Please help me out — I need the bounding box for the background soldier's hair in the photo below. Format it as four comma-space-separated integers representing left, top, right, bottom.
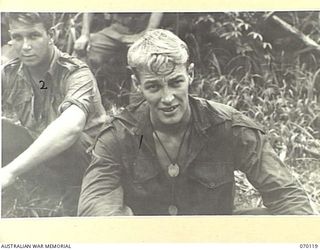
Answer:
127, 29, 190, 77
5, 12, 54, 33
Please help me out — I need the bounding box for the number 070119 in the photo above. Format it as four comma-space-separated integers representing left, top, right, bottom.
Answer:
300, 244, 318, 248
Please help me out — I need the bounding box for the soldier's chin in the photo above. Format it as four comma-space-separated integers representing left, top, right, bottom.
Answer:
21, 57, 40, 67
159, 115, 183, 126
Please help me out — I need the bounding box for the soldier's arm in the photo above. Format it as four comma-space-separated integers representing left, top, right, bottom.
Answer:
74, 13, 93, 51
233, 125, 315, 215
78, 126, 132, 216
0, 105, 86, 188
1, 63, 16, 118
120, 12, 163, 46
146, 12, 164, 30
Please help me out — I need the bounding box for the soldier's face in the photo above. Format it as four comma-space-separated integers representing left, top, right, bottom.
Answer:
137, 64, 193, 127
9, 20, 52, 68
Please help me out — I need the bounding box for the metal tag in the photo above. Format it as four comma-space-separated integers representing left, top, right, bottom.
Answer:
168, 163, 180, 177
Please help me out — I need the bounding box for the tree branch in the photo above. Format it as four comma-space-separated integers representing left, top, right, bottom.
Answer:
271, 14, 320, 52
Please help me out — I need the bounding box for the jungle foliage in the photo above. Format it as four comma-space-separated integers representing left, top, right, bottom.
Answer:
2, 12, 320, 217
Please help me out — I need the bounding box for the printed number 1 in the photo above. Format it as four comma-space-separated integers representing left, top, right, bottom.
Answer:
39, 80, 48, 90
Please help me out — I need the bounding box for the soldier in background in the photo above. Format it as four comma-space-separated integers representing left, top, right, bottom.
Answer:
74, 13, 163, 108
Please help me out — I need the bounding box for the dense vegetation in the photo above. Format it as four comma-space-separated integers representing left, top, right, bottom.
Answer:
2, 12, 320, 216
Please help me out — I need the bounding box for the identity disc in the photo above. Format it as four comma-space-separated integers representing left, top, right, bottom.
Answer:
168, 163, 179, 177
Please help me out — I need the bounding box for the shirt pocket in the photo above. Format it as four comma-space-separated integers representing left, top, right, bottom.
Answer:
122, 155, 161, 197
122, 153, 159, 181
8, 90, 32, 106
10, 94, 33, 122
187, 161, 234, 189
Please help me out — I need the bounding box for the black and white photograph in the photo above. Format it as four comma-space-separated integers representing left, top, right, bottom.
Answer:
1, 11, 320, 218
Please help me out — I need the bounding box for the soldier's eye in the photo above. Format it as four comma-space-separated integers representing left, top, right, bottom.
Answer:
173, 80, 183, 86
11, 34, 22, 41
146, 84, 160, 92
170, 78, 184, 87
30, 32, 41, 39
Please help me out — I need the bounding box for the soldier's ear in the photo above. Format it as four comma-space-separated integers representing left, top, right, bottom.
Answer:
131, 74, 141, 92
48, 27, 58, 44
187, 63, 194, 84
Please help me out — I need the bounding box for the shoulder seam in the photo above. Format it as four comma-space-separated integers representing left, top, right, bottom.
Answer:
2, 58, 20, 70
56, 54, 88, 73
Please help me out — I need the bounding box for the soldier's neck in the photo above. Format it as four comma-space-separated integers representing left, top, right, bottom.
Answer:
151, 106, 192, 136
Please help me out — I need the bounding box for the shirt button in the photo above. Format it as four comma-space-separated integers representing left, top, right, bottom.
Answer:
209, 182, 216, 188
168, 205, 178, 215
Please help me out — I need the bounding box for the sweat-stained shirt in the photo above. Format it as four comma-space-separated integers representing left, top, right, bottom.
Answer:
2, 46, 106, 140
78, 96, 314, 216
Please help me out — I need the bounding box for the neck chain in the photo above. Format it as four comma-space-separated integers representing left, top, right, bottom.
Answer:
152, 122, 190, 177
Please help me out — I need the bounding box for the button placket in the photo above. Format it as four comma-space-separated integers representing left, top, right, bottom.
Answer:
168, 178, 178, 215
168, 205, 178, 215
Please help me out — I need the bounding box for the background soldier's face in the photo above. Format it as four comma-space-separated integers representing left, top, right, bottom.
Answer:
138, 64, 192, 127
9, 20, 52, 68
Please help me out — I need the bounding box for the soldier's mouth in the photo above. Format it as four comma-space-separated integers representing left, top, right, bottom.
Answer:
159, 104, 179, 113
22, 55, 36, 59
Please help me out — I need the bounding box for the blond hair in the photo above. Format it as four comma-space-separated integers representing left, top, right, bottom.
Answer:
127, 29, 189, 76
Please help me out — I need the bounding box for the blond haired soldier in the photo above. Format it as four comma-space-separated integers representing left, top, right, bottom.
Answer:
78, 29, 314, 216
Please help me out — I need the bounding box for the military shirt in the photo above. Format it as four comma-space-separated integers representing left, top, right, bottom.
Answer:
2, 46, 106, 139
78, 96, 314, 216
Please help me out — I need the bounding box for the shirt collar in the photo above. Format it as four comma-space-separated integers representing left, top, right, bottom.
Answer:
47, 46, 60, 76
189, 95, 227, 133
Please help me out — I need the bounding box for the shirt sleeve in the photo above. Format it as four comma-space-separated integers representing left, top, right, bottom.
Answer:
77, 126, 133, 216
1, 66, 15, 118
58, 67, 96, 120
1, 68, 8, 112
233, 126, 314, 215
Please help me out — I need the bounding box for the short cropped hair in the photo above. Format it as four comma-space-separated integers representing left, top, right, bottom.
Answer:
127, 29, 189, 77
6, 12, 54, 33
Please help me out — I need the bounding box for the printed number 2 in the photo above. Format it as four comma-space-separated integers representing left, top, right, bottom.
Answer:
39, 80, 48, 90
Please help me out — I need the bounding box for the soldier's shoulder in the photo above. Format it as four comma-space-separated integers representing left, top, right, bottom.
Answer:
231, 110, 265, 133
56, 51, 89, 72
192, 96, 236, 120
206, 99, 237, 118
2, 57, 20, 73
194, 97, 265, 133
